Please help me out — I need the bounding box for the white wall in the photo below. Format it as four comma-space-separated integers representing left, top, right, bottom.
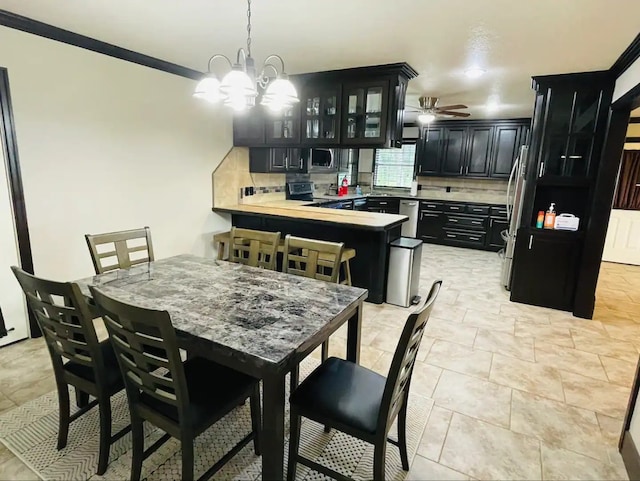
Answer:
614, 57, 640, 102
0, 26, 232, 281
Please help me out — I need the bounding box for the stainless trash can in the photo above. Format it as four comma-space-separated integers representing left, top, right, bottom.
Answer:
386, 237, 423, 307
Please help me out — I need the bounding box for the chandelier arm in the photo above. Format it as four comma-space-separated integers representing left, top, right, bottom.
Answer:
207, 54, 233, 73
236, 48, 248, 66
263, 54, 287, 74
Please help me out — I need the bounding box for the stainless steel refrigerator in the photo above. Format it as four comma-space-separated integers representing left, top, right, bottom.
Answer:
501, 145, 529, 290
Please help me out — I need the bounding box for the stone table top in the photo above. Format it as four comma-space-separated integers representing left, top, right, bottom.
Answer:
76, 254, 367, 370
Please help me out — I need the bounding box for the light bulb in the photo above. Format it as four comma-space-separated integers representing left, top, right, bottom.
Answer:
261, 77, 299, 112
464, 67, 486, 79
219, 68, 258, 110
193, 75, 221, 103
418, 112, 436, 124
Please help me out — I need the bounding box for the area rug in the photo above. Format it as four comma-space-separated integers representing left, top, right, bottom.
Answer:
0, 358, 431, 480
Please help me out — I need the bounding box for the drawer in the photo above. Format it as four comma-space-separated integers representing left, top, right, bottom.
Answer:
444, 203, 465, 213
445, 215, 486, 230
467, 205, 490, 215
490, 206, 508, 218
442, 229, 486, 246
420, 201, 443, 212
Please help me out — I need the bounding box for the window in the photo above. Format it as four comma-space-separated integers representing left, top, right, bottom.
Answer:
338, 149, 359, 186
373, 143, 416, 188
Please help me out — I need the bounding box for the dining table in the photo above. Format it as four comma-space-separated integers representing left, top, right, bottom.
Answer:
75, 253, 368, 480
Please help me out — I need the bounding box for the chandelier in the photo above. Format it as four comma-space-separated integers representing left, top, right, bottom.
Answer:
193, 0, 299, 112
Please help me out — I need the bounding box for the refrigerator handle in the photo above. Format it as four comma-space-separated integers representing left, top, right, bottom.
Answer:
506, 154, 519, 222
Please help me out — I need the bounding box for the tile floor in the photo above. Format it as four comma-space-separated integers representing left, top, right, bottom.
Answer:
1, 244, 639, 480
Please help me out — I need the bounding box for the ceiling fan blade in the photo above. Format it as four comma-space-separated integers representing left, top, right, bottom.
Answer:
435, 104, 468, 111
438, 111, 471, 117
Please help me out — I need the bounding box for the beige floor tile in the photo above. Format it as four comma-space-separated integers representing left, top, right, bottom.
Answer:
416, 336, 436, 362
439, 412, 541, 480
434, 289, 461, 306
489, 353, 564, 401
430, 303, 467, 323
0, 455, 39, 480
500, 302, 551, 324
4, 375, 57, 406
0, 392, 16, 415
540, 443, 628, 481
597, 413, 624, 447
410, 361, 443, 399
593, 306, 634, 322
474, 329, 535, 362
372, 305, 415, 327
454, 296, 502, 315
424, 318, 478, 347
600, 355, 637, 387
602, 319, 640, 342
407, 455, 469, 481
514, 322, 574, 348
551, 316, 607, 337
462, 309, 515, 334
418, 405, 453, 461
370, 324, 404, 353
425, 340, 492, 379
432, 369, 512, 428
534, 342, 608, 381
571, 330, 640, 363
371, 351, 394, 376
510, 390, 608, 462
561, 370, 631, 418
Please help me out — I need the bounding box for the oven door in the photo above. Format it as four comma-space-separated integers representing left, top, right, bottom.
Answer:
308, 148, 336, 171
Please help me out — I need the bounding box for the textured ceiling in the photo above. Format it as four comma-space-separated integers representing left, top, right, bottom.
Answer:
1, 0, 638, 120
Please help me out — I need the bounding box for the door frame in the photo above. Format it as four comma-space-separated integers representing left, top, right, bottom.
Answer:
0, 67, 39, 337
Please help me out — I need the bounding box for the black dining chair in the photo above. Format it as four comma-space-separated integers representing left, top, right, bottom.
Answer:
90, 286, 262, 481
287, 280, 442, 481
11, 267, 129, 476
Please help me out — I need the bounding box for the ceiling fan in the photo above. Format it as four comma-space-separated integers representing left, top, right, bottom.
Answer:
408, 96, 470, 123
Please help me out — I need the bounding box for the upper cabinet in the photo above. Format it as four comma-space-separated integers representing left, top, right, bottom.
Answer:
416, 119, 530, 179
233, 63, 418, 149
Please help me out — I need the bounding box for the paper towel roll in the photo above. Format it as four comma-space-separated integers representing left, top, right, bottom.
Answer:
410, 180, 418, 196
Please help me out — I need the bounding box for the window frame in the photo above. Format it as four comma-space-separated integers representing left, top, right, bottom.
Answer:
372, 141, 417, 189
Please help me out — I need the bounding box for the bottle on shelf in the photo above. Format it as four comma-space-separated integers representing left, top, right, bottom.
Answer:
543, 203, 556, 229
536, 211, 545, 229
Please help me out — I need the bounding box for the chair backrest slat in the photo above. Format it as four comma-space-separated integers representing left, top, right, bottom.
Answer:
90, 287, 190, 416
85, 227, 154, 274
282, 235, 344, 283
11, 267, 104, 377
228, 227, 280, 270
378, 280, 442, 431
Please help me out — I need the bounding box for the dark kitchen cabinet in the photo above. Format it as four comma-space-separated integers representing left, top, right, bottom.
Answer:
490, 125, 522, 178
510, 228, 582, 311
416, 128, 443, 175
488, 217, 509, 248
441, 127, 467, 176
466, 126, 494, 177
300, 83, 341, 145
418, 211, 444, 241
234, 63, 418, 149
366, 197, 400, 214
249, 148, 306, 173
416, 119, 530, 179
342, 80, 390, 145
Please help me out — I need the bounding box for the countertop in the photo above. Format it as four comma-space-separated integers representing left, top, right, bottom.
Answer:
76, 255, 367, 366
313, 192, 506, 204
213, 201, 408, 231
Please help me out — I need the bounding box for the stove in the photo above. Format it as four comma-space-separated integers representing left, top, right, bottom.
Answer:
287, 182, 314, 201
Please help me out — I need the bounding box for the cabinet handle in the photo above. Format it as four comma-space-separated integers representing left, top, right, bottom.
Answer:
447, 234, 456, 238
299, 157, 303, 169
459, 166, 463, 174
538, 162, 545, 177
450, 219, 458, 222
528, 235, 533, 250
469, 237, 479, 241
420, 211, 423, 220
379, 202, 388, 205
465, 166, 469, 175
471, 221, 481, 225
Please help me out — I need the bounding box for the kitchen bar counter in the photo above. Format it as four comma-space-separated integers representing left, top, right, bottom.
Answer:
313, 191, 506, 204
213, 201, 407, 304
214, 201, 408, 231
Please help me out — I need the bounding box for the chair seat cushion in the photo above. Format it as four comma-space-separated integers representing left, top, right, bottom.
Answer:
290, 357, 386, 435
140, 357, 257, 430
63, 339, 122, 392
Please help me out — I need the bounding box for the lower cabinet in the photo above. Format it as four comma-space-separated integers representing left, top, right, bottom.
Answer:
417, 200, 507, 251
366, 197, 400, 214
510, 228, 582, 311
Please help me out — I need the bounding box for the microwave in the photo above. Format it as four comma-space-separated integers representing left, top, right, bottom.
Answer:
308, 148, 336, 171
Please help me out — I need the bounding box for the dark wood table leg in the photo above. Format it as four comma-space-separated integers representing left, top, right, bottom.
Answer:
262, 371, 286, 480
346, 302, 362, 364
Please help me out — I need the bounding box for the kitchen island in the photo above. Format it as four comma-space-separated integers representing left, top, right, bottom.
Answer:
213, 201, 408, 303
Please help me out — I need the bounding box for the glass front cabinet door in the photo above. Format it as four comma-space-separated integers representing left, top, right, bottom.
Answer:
264, 105, 300, 145
341, 80, 390, 145
300, 84, 341, 145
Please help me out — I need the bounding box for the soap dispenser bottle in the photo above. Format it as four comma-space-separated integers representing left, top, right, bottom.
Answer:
543, 203, 556, 229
